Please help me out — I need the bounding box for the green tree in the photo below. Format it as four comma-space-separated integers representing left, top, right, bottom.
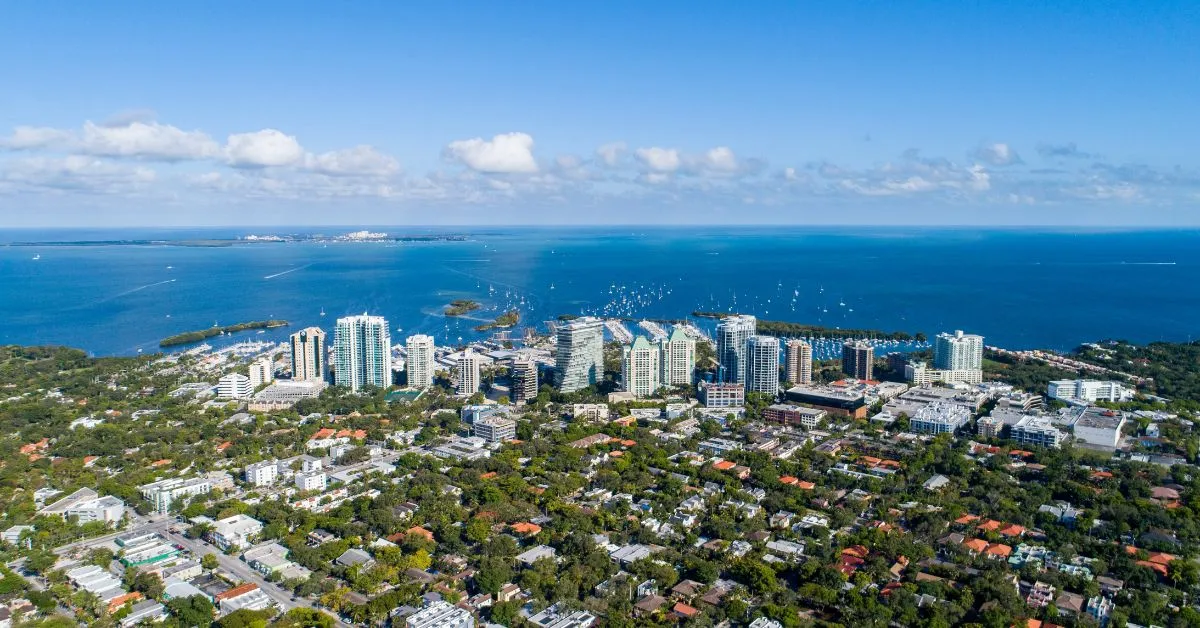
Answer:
165, 595, 215, 627
200, 553, 219, 571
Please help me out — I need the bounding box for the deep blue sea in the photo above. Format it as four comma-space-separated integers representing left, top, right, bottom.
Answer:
1, 226, 1197, 356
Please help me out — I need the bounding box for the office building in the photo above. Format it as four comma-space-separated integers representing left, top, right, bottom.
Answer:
745, 335, 781, 394
841, 341, 874, 381
37, 488, 126, 525
456, 350, 482, 395
511, 360, 538, 403
1071, 407, 1128, 449
217, 373, 252, 400
406, 600, 475, 628
555, 317, 604, 393
209, 514, 262, 551
333, 314, 392, 391
248, 357, 274, 389
406, 334, 436, 389
659, 327, 696, 386
139, 477, 212, 514
934, 330, 984, 371
763, 404, 826, 430
474, 415, 517, 443
622, 336, 661, 398
289, 327, 326, 382
785, 339, 813, 385
1048, 380, 1134, 404
698, 382, 745, 408
716, 315, 756, 384
786, 384, 868, 418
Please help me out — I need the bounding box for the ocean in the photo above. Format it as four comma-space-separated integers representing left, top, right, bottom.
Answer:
1, 226, 1197, 357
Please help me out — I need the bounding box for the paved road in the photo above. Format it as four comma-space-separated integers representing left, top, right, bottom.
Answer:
53, 516, 172, 556
161, 530, 346, 627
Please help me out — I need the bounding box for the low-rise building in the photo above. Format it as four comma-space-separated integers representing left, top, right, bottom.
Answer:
37, 488, 126, 525
1010, 416, 1066, 448
244, 460, 278, 487
295, 471, 327, 492
217, 373, 253, 400
209, 514, 262, 551
1070, 407, 1128, 449
406, 599, 475, 628
698, 382, 745, 409
572, 404, 610, 422
474, 415, 517, 443
139, 476, 212, 514
1048, 379, 1133, 404
763, 404, 826, 429
909, 402, 971, 434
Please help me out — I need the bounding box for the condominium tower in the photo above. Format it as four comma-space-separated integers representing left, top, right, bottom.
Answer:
333, 314, 392, 391
745, 335, 781, 395
659, 327, 696, 386
622, 336, 661, 398
289, 327, 326, 381
934, 330, 984, 371
511, 360, 539, 404
405, 334, 436, 389
555, 317, 604, 393
842, 340, 874, 381
715, 315, 756, 384
785, 339, 813, 385
456, 350, 481, 396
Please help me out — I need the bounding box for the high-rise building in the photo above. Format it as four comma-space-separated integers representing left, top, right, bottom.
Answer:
511, 360, 539, 404
842, 340, 874, 380
333, 314, 392, 392
658, 327, 696, 387
934, 330, 984, 371
289, 327, 326, 381
248, 357, 274, 389
405, 334, 435, 389
456, 350, 481, 395
218, 373, 253, 399
716, 315, 756, 384
622, 336, 661, 398
745, 335, 781, 395
555, 317, 604, 393
785, 339, 813, 385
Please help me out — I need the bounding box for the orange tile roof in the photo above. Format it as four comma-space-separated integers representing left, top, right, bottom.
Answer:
150, 459, 171, 467
977, 519, 1002, 532
1147, 552, 1177, 565
998, 524, 1026, 537
215, 583, 259, 601
963, 538, 989, 553
311, 428, 336, 439
1091, 470, 1113, 480
1138, 560, 1169, 576
954, 514, 980, 525
861, 456, 883, 466
620, 439, 637, 447
673, 602, 700, 618
407, 526, 435, 542
712, 460, 736, 471
779, 476, 799, 485
479, 472, 498, 480
842, 545, 869, 559
83, 455, 98, 466
797, 481, 816, 490
878, 459, 902, 468
216, 441, 232, 451
984, 543, 1012, 558
609, 451, 624, 458
511, 522, 542, 535
106, 591, 143, 612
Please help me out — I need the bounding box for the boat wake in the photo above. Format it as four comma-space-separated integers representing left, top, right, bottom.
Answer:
263, 264, 311, 279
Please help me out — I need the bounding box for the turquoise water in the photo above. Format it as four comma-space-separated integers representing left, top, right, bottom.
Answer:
1, 227, 1198, 356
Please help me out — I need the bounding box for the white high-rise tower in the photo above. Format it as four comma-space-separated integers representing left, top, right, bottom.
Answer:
333, 314, 392, 391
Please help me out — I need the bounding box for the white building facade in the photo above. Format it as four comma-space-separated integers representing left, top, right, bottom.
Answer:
405, 334, 435, 389
333, 314, 392, 391
555, 317, 604, 393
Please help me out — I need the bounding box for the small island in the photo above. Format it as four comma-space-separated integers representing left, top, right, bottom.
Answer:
160, 320, 289, 347
443, 299, 482, 317
475, 310, 520, 331
691, 311, 922, 341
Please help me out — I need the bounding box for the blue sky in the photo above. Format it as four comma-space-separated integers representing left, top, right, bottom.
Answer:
1, 1, 1198, 226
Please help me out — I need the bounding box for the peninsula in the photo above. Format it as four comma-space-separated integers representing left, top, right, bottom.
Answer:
159, 320, 289, 347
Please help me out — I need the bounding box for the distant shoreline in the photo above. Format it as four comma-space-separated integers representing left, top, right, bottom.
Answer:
4, 234, 470, 247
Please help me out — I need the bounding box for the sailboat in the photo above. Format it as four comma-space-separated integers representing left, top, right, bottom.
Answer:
320, 307, 326, 317
32, 254, 40, 261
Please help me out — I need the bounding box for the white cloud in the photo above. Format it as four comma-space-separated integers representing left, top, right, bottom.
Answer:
635, 147, 681, 172
2, 155, 156, 194
305, 145, 400, 177
973, 142, 1022, 166
694, 146, 739, 173
444, 132, 538, 173
79, 121, 219, 161
224, 129, 305, 168
3, 126, 74, 150
596, 142, 626, 166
